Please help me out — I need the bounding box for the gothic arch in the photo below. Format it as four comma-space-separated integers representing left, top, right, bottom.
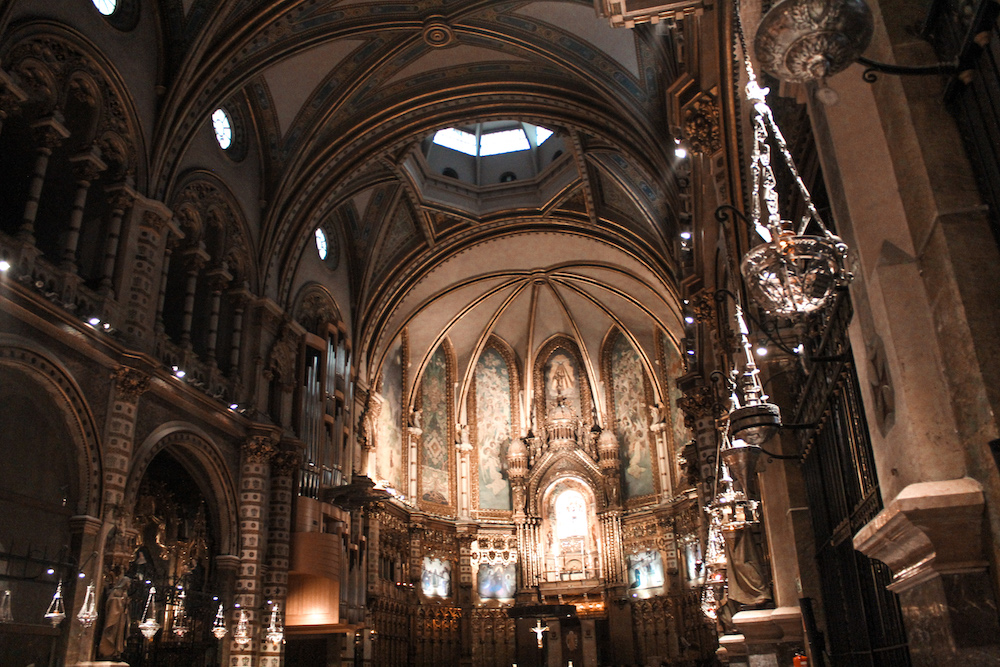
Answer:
526, 450, 606, 515
292, 282, 343, 335
415, 337, 456, 512
0, 20, 147, 184
0, 336, 102, 517
126, 423, 239, 557
533, 335, 594, 431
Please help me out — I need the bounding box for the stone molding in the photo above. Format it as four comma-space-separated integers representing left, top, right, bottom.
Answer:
853, 478, 987, 592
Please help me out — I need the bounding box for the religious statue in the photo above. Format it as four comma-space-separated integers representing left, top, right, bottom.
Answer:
98, 575, 131, 658
408, 408, 423, 431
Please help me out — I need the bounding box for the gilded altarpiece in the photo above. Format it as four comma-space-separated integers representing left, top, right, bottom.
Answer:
418, 343, 454, 512
607, 332, 657, 502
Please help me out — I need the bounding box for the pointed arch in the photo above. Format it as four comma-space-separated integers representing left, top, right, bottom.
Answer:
470, 335, 520, 515
416, 337, 456, 513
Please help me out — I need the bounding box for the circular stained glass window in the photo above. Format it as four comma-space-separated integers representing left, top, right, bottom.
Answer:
212, 109, 232, 150
93, 0, 117, 15
315, 228, 328, 260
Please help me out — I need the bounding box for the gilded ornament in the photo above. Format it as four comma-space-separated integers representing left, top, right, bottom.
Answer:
682, 93, 722, 155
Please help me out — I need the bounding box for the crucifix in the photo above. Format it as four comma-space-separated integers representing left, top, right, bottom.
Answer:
530, 618, 549, 649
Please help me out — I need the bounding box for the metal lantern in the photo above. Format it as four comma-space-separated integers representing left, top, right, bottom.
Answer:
138, 586, 161, 639
211, 603, 228, 639
76, 583, 98, 628
755, 0, 874, 83
265, 603, 284, 644
44, 581, 66, 627
233, 608, 252, 647
741, 233, 851, 316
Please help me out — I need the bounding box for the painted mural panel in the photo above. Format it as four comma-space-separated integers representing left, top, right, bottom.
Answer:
628, 550, 665, 592
421, 557, 452, 598
421, 346, 450, 505
477, 563, 517, 600
543, 349, 581, 417
376, 339, 404, 493
663, 332, 688, 483
475, 347, 512, 510
611, 334, 655, 498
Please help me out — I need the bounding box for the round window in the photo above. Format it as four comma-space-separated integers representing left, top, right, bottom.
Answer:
315, 228, 328, 260
212, 108, 233, 150
93, 0, 117, 15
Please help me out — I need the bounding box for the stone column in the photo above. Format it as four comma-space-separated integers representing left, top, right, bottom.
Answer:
230, 435, 277, 667
61, 146, 107, 273
179, 244, 210, 350
0, 68, 28, 137
456, 425, 473, 519
120, 201, 180, 349
67, 514, 102, 665
204, 263, 233, 368
228, 282, 252, 376
98, 184, 136, 296
18, 114, 70, 245
103, 367, 150, 511
260, 447, 299, 667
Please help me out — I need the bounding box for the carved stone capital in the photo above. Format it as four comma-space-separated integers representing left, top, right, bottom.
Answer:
676, 384, 715, 429
30, 114, 70, 150
111, 367, 150, 402
106, 183, 137, 213
242, 436, 278, 464
854, 478, 987, 592
271, 449, 302, 476
69, 146, 107, 183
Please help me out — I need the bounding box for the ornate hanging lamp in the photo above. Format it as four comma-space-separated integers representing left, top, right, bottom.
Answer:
265, 603, 284, 644
44, 580, 66, 627
754, 0, 874, 84
726, 306, 782, 451
735, 8, 853, 316
171, 588, 189, 637
76, 583, 98, 628
138, 586, 161, 639
0, 590, 12, 623
233, 608, 252, 647
211, 603, 228, 639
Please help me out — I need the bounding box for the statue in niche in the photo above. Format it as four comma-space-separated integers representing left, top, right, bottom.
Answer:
409, 409, 422, 430
550, 356, 575, 396
97, 575, 131, 658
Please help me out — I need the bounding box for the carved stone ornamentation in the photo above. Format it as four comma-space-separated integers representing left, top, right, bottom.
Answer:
682, 93, 722, 156
676, 385, 715, 429
266, 323, 299, 387
754, 0, 874, 83
690, 290, 717, 326
271, 449, 301, 476
242, 436, 278, 464
111, 367, 150, 403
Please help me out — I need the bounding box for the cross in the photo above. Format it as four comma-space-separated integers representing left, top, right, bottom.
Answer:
530, 618, 549, 649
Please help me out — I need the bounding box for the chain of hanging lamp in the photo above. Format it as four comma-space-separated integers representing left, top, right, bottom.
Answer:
734, 0, 853, 317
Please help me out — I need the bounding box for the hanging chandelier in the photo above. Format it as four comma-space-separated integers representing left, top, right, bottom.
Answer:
211, 603, 228, 639
171, 588, 189, 637
265, 603, 284, 644
44, 580, 66, 627
233, 608, 252, 647
726, 306, 782, 450
0, 590, 12, 623
736, 9, 852, 317
138, 586, 161, 639
76, 583, 98, 628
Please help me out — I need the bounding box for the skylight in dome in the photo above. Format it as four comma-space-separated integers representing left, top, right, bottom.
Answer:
480, 129, 530, 156
433, 128, 477, 156
536, 127, 554, 144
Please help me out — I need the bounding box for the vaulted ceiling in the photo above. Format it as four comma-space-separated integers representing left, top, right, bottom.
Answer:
150, 0, 689, 393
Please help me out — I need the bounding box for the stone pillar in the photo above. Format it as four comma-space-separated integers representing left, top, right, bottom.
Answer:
61, 146, 107, 273
0, 68, 28, 137
120, 201, 179, 349
103, 367, 150, 511
204, 263, 233, 367
98, 184, 136, 297
215, 554, 241, 667
179, 244, 210, 350
19, 114, 70, 245
260, 447, 299, 667
228, 282, 252, 376
67, 514, 103, 665
231, 435, 278, 667
456, 425, 473, 519
407, 420, 422, 501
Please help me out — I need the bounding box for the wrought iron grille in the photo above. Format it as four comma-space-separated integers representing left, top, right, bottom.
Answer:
926, 0, 1000, 248
793, 295, 910, 667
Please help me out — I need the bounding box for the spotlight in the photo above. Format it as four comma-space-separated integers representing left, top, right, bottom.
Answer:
0, 260, 10, 272
686, 349, 696, 356
794, 343, 804, 355
674, 146, 688, 159
78, 572, 86, 579
46, 568, 55, 575
229, 403, 239, 410
684, 315, 695, 325
680, 231, 692, 240
755, 342, 769, 357
171, 366, 186, 379
88, 317, 101, 326
102, 322, 111, 331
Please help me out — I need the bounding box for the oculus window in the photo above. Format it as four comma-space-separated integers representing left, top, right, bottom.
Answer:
92, 0, 117, 15
212, 109, 233, 150
432, 123, 553, 157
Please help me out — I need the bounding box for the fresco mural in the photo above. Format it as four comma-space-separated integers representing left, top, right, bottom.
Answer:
477, 562, 517, 600
628, 550, 665, 591
611, 334, 655, 499
421, 557, 452, 598
421, 346, 450, 505
376, 339, 404, 493
543, 349, 582, 417
475, 347, 513, 510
